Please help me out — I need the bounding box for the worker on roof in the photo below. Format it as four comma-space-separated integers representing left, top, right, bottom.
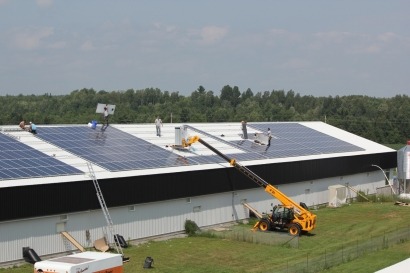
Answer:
19, 120, 26, 130
241, 120, 248, 139
103, 104, 109, 126
29, 122, 37, 134
267, 128, 272, 147
155, 116, 163, 137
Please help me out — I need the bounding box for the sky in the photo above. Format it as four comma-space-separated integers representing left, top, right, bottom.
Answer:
0, 0, 409, 98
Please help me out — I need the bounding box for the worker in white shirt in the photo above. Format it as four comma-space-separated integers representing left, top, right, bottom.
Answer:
103, 105, 109, 126
155, 116, 163, 136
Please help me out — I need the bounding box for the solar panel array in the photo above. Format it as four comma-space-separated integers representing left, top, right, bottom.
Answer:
185, 124, 271, 161
34, 123, 364, 173
0, 133, 82, 180
239, 123, 364, 158
36, 126, 209, 172
186, 123, 364, 161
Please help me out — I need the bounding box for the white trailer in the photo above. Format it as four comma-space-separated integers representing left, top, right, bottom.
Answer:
375, 258, 410, 273
33, 251, 123, 273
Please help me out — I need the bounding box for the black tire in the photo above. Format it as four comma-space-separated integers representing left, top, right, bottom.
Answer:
258, 219, 270, 232
288, 223, 301, 236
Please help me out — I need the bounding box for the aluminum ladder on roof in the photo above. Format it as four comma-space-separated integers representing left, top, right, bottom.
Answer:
87, 162, 123, 257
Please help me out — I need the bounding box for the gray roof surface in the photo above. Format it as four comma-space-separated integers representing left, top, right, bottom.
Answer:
0, 121, 394, 187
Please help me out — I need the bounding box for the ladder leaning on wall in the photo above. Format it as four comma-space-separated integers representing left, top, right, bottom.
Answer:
87, 162, 124, 257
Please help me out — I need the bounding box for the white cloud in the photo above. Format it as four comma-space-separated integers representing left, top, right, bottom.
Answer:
48, 41, 66, 49
11, 27, 54, 50
377, 32, 398, 43
200, 26, 228, 45
265, 28, 301, 46
36, 0, 53, 8
311, 31, 389, 55
269, 28, 287, 36
153, 22, 177, 33
314, 31, 353, 44
363, 44, 382, 54
80, 40, 95, 51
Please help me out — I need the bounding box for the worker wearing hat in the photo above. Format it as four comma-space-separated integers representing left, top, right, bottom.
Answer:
29, 121, 37, 134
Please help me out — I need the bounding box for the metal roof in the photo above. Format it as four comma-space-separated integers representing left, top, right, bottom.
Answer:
0, 121, 394, 188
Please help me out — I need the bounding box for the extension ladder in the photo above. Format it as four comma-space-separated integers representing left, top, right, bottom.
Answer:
87, 162, 123, 256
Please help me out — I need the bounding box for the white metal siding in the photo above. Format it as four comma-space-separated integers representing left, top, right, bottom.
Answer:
0, 171, 384, 264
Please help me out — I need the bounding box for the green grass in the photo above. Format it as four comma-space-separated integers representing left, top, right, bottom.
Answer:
316, 241, 410, 273
2, 202, 410, 273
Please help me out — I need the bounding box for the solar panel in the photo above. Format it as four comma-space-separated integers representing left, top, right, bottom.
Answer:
36, 126, 206, 172
35, 123, 364, 173
241, 123, 364, 158
185, 123, 363, 162
0, 133, 83, 180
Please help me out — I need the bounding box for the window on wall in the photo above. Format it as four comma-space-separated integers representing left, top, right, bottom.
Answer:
56, 222, 66, 233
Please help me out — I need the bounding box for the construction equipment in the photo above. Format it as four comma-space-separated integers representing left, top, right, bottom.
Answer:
183, 135, 317, 236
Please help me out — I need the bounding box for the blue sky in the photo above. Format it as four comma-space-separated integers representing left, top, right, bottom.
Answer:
0, 0, 409, 97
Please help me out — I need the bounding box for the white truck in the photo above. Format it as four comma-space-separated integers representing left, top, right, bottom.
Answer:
34, 251, 123, 273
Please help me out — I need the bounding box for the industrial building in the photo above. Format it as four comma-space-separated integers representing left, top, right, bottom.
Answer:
0, 121, 396, 265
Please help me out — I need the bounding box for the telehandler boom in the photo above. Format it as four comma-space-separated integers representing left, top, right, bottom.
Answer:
183, 135, 317, 236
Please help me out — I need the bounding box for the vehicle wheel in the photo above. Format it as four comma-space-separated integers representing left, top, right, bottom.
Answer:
258, 219, 270, 231
288, 223, 301, 236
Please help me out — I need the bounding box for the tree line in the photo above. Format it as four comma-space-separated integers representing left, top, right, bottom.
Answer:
0, 86, 409, 145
